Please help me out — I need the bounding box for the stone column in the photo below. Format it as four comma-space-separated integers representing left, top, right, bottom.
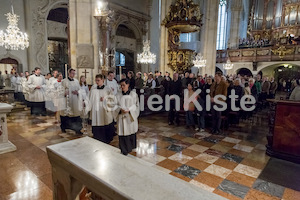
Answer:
0, 103, 15, 154
227, 0, 243, 49
159, 0, 173, 75
200, 0, 220, 76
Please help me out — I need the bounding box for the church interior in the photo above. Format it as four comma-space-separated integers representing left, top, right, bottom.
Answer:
0, 0, 300, 199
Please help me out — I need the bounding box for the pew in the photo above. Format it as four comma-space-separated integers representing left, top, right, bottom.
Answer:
267, 99, 300, 163
47, 137, 226, 200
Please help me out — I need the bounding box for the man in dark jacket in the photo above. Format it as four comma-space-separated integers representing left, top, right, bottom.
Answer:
210, 72, 228, 134
168, 73, 182, 126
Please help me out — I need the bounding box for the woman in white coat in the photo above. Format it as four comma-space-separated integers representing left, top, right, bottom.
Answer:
115, 79, 140, 155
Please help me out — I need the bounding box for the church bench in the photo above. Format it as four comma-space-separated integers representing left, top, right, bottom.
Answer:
47, 137, 226, 200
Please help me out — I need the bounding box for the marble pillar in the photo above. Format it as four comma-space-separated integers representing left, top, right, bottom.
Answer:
200, 0, 220, 76
0, 103, 15, 154
228, 0, 243, 49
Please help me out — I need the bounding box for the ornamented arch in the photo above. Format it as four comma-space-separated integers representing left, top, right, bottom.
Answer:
257, 61, 300, 73
112, 13, 148, 72
30, 0, 68, 73
0, 53, 22, 65
113, 18, 143, 42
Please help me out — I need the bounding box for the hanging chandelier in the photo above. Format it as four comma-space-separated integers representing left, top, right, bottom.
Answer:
193, 53, 206, 68
223, 58, 234, 70
137, 40, 156, 64
0, 2, 29, 51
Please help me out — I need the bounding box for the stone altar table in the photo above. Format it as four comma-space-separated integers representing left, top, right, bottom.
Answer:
47, 137, 226, 200
0, 103, 16, 154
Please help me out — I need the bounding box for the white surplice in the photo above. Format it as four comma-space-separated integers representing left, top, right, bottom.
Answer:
22, 78, 29, 101
61, 78, 82, 117
15, 76, 23, 93
50, 80, 66, 112
115, 91, 140, 136
27, 74, 46, 102
4, 74, 11, 87
85, 86, 114, 126
11, 76, 17, 92
105, 79, 119, 95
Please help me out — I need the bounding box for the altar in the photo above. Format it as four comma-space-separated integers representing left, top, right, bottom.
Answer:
0, 88, 15, 104
47, 137, 225, 200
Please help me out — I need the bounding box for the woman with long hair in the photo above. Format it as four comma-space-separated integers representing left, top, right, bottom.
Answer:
79, 75, 89, 98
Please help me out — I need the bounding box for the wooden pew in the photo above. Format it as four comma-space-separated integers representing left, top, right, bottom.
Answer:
47, 137, 226, 200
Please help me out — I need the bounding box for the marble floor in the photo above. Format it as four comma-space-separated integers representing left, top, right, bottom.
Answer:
1, 108, 300, 200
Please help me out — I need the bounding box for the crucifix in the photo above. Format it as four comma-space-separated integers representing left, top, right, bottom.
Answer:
82, 69, 89, 78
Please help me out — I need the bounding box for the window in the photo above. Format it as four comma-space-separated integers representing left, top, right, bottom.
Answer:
180, 33, 192, 43
216, 0, 227, 50
115, 52, 125, 66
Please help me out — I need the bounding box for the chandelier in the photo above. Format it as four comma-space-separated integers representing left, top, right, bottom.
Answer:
137, 40, 156, 64
223, 58, 234, 70
0, 4, 29, 51
193, 53, 206, 68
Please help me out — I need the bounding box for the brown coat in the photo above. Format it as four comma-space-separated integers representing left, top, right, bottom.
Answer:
261, 81, 271, 94
210, 80, 228, 102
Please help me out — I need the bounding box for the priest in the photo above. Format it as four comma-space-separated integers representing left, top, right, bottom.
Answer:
27, 67, 47, 115
85, 74, 115, 144
115, 79, 140, 155
60, 68, 83, 135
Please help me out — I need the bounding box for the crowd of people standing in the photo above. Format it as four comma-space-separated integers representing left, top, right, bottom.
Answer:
6, 66, 300, 154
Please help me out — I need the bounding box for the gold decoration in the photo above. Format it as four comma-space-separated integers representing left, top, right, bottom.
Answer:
243, 50, 255, 57
170, 29, 181, 46
162, 0, 202, 33
257, 49, 270, 56
271, 46, 295, 59
229, 51, 240, 57
167, 49, 194, 72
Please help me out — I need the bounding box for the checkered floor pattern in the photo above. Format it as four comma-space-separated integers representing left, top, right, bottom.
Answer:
6, 109, 300, 200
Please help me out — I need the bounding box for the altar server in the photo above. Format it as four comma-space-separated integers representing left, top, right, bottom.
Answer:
105, 71, 119, 95
27, 67, 46, 115
4, 70, 11, 88
49, 70, 58, 86
11, 73, 17, 99
60, 68, 83, 135
115, 79, 140, 155
16, 73, 25, 102
86, 74, 114, 143
52, 73, 65, 121
22, 74, 30, 105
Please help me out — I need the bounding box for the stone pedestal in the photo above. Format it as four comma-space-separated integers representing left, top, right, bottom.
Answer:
0, 103, 15, 154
